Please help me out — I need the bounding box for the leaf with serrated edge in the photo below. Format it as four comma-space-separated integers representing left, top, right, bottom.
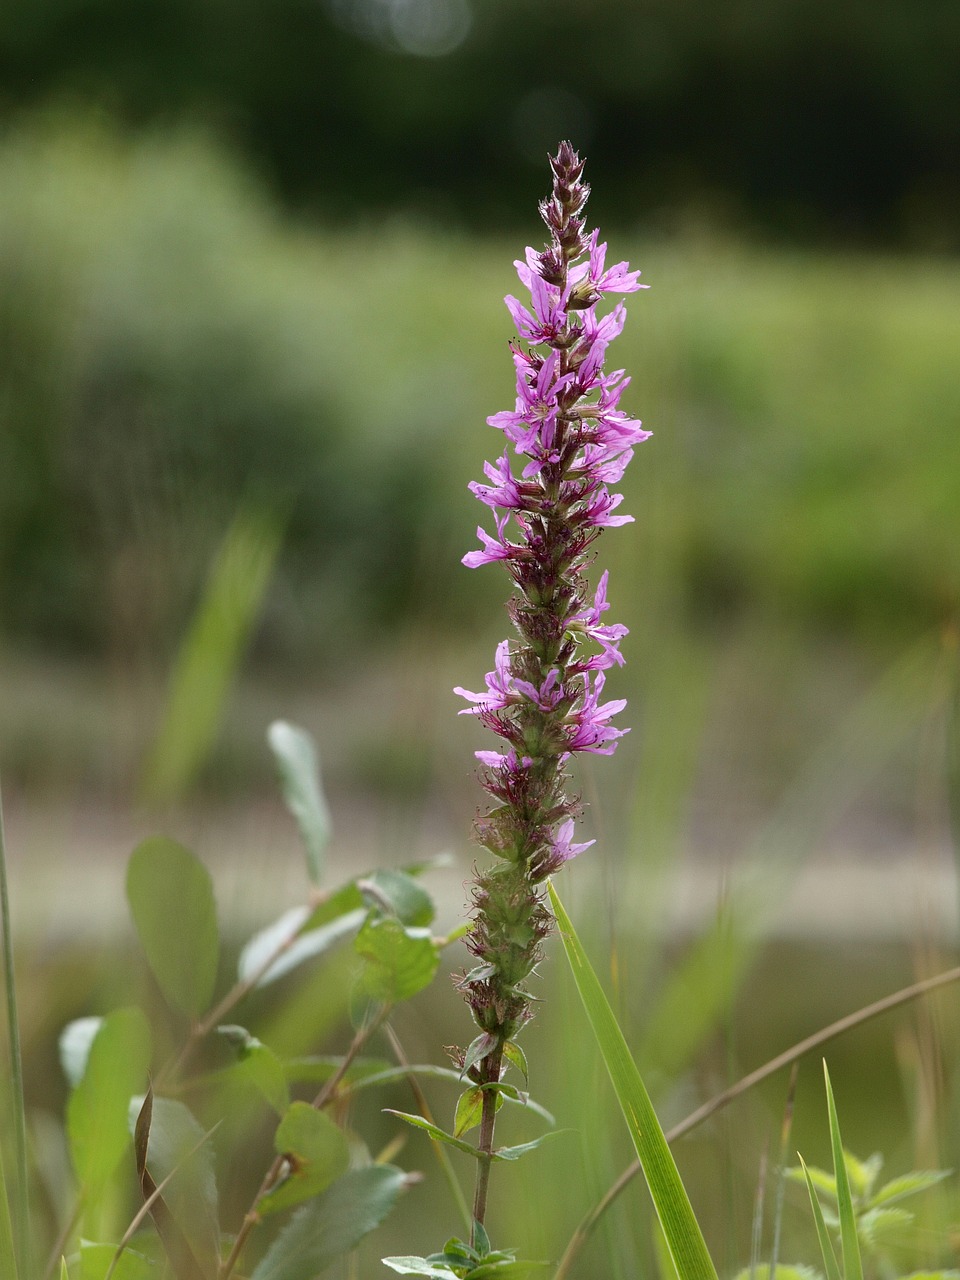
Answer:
870, 1170, 951, 1208
268, 721, 331, 886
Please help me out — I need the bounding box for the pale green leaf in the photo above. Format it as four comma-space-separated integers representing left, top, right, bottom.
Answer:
384, 1111, 482, 1158
870, 1169, 951, 1208
268, 721, 331, 886
238, 900, 365, 987
382, 1260, 459, 1278
250, 1165, 407, 1280
126, 838, 219, 1017
502, 1042, 528, 1086
856, 1206, 913, 1244
68, 1008, 151, 1194
799, 1157, 842, 1280
355, 917, 440, 1003
824, 1063, 863, 1280
78, 1240, 156, 1279
453, 1088, 485, 1138
843, 1150, 882, 1201
259, 1102, 350, 1215
59, 1017, 104, 1088
360, 869, 435, 927
141, 506, 283, 806
548, 882, 719, 1280
217, 1025, 290, 1115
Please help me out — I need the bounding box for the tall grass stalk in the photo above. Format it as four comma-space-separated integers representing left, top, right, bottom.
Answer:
0, 781, 27, 1278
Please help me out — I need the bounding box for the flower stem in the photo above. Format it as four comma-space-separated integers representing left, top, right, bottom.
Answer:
470, 1041, 504, 1243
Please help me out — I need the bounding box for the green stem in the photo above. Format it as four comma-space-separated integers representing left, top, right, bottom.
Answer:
219, 1003, 388, 1280
470, 1042, 504, 1243
0, 781, 28, 1279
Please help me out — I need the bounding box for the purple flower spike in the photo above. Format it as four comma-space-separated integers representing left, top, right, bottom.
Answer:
453, 142, 650, 1082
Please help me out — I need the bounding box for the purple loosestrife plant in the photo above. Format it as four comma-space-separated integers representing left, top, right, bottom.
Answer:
454, 141, 649, 1233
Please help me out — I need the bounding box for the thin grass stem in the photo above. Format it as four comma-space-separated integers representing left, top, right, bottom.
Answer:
0, 782, 28, 1278
553, 963, 960, 1279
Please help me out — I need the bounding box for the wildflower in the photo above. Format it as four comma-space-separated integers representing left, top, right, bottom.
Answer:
454, 142, 649, 1230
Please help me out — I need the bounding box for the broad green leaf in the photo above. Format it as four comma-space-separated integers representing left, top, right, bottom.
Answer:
126, 838, 219, 1017
0, 1144, 19, 1280
355, 916, 440, 1003
360, 870, 435, 927
128, 1095, 219, 1268
467, 1262, 545, 1279
799, 1157, 842, 1280
68, 1008, 151, 1195
238, 900, 365, 987
824, 1063, 863, 1280
259, 1102, 350, 1215
78, 1241, 156, 1279
268, 721, 331, 886
502, 1042, 528, 1086
454, 1087, 485, 1138
870, 1169, 951, 1208
141, 505, 283, 806
217, 1026, 290, 1115
59, 1017, 104, 1088
548, 882, 719, 1280
250, 1165, 408, 1280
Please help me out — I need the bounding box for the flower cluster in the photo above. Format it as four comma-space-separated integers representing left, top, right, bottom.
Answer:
451, 141, 649, 1233
457, 141, 649, 886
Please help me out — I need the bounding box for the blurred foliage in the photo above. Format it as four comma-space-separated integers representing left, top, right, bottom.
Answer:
0, 117, 959, 687
0, 0, 959, 246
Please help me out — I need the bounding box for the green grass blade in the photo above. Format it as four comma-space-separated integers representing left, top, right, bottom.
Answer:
0, 1143, 19, 1280
823, 1062, 862, 1280
140, 503, 284, 806
0, 781, 26, 1279
798, 1157, 841, 1280
548, 882, 718, 1280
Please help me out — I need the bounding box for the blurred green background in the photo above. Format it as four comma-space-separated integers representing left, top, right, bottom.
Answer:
1, 2, 959, 1275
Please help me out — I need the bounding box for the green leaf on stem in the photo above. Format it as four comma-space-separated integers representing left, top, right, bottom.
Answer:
78, 1241, 156, 1279
871, 1169, 951, 1208
217, 1025, 290, 1115
360, 869, 435, 927
501, 1042, 528, 1086
268, 721, 331, 886
126, 838, 219, 1017
453, 1087, 485, 1138
548, 881, 719, 1280
355, 916, 439, 1003
67, 1008, 151, 1197
384, 1112, 482, 1158
250, 1165, 408, 1280
238, 901, 366, 988
258, 1102, 350, 1216
141, 505, 283, 807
